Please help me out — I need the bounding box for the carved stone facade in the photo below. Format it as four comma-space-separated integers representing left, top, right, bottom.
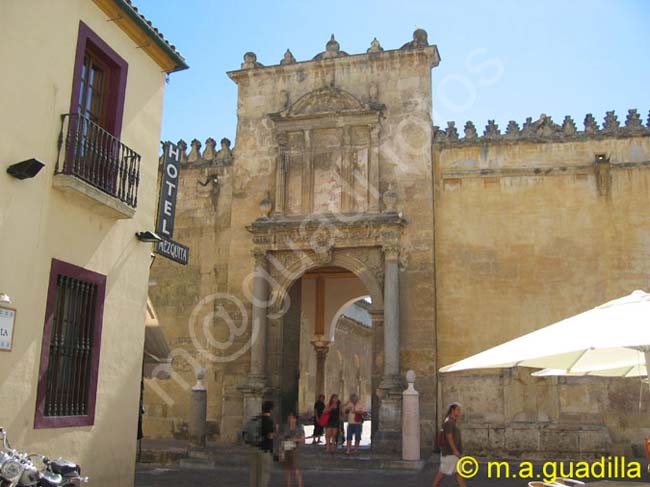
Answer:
144, 29, 650, 458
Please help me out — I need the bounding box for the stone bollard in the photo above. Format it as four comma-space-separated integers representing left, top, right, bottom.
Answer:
402, 370, 420, 461
189, 367, 207, 447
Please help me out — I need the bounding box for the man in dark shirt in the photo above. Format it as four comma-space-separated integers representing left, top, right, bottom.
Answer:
250, 400, 275, 487
433, 402, 467, 487
260, 405, 274, 452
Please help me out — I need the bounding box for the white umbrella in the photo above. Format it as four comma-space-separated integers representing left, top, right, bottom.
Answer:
533, 364, 647, 378
439, 290, 650, 392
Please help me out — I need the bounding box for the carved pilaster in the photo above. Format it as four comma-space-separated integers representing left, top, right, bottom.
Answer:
341, 126, 353, 213
301, 130, 313, 214
368, 124, 381, 213
273, 132, 288, 216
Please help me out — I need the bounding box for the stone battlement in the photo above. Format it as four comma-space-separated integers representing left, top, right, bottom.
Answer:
162, 137, 233, 168
433, 109, 650, 146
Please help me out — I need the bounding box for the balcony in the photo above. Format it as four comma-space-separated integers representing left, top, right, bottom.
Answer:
54, 113, 141, 218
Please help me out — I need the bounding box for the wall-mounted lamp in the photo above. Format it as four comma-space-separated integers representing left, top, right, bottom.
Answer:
6, 159, 45, 180
135, 231, 162, 243
0, 293, 12, 304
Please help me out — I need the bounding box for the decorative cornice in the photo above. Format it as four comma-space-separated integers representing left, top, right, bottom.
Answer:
433, 110, 650, 147
227, 32, 440, 82
247, 213, 406, 252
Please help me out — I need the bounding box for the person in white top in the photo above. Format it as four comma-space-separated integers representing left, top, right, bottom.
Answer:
342, 394, 365, 454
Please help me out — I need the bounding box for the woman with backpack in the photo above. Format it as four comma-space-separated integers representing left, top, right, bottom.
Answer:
432, 402, 467, 487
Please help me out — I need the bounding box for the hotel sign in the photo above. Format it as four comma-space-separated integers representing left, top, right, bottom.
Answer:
156, 238, 190, 266
156, 142, 190, 265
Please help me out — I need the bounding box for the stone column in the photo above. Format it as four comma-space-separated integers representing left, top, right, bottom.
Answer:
381, 243, 400, 390
311, 337, 330, 400
189, 368, 207, 447
239, 250, 269, 420
402, 370, 420, 461
250, 250, 269, 380
370, 310, 384, 441
375, 242, 402, 453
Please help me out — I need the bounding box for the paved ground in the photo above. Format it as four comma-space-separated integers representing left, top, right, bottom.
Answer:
136, 462, 648, 487
135, 463, 495, 487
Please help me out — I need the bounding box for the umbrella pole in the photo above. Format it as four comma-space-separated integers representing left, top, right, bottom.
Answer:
645, 350, 650, 397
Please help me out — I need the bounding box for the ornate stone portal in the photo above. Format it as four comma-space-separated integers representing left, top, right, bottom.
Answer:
217, 29, 440, 453
244, 211, 406, 450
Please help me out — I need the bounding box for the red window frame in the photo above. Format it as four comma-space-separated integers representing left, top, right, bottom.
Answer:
34, 259, 106, 429
69, 21, 128, 137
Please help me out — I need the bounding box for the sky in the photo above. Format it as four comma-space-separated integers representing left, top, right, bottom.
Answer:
137, 0, 650, 146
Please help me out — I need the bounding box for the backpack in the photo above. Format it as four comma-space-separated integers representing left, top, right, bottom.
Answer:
437, 418, 448, 448
242, 415, 262, 446
437, 428, 445, 448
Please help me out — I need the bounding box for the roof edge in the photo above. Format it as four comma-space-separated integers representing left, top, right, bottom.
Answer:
93, 0, 188, 73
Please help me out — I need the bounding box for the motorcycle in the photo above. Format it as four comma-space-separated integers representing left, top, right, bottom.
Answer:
0, 428, 88, 487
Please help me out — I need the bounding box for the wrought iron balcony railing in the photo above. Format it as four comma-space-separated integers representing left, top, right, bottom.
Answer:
56, 113, 141, 209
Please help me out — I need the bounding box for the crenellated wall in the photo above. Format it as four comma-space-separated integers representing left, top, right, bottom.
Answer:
433, 109, 650, 145
433, 124, 650, 458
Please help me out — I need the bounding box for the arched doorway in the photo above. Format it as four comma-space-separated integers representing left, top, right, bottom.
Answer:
266, 257, 384, 447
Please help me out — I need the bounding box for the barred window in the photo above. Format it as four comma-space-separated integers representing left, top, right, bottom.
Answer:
35, 259, 106, 428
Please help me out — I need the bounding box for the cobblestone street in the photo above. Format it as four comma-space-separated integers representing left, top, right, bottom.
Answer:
135, 462, 647, 487
135, 463, 517, 487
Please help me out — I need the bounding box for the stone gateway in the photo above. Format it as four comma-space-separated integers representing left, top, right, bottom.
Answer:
145, 29, 650, 458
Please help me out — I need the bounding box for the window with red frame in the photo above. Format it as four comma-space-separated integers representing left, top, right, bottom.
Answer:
35, 260, 106, 428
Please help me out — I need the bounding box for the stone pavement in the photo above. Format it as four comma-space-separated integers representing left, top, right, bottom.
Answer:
136, 462, 647, 487
136, 440, 647, 486
135, 463, 510, 487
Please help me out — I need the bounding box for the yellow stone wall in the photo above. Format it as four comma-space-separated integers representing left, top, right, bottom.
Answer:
435, 136, 650, 456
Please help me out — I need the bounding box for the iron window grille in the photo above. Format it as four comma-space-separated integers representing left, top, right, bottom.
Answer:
35, 260, 106, 428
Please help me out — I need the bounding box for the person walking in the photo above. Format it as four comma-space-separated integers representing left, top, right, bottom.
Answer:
312, 394, 325, 444
337, 400, 345, 448
343, 393, 365, 454
280, 412, 304, 487
250, 400, 275, 487
324, 394, 341, 454
432, 402, 467, 487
